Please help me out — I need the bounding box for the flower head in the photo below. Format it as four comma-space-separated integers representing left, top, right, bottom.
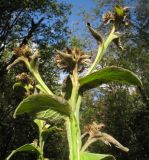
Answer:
55, 48, 91, 73
13, 45, 32, 58
103, 5, 130, 27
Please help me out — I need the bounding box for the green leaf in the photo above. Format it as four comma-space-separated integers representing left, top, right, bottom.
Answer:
6, 144, 40, 160
80, 152, 115, 160
34, 109, 65, 121
80, 66, 142, 91
13, 94, 72, 120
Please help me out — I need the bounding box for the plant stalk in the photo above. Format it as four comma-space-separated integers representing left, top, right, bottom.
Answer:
86, 25, 116, 75
66, 64, 82, 160
24, 59, 54, 96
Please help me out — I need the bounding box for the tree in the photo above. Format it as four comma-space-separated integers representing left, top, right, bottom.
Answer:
0, 1, 71, 159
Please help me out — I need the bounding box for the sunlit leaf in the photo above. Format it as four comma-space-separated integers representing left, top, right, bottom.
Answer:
80, 152, 115, 160
6, 144, 40, 160
80, 66, 142, 91
35, 109, 65, 121
13, 94, 72, 120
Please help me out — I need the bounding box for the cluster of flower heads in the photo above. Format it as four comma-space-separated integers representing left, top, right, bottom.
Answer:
55, 47, 91, 73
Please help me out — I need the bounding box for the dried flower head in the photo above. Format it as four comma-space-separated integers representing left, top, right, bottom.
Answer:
13, 45, 32, 58
84, 121, 105, 137
102, 11, 115, 25
82, 121, 129, 152
55, 48, 91, 73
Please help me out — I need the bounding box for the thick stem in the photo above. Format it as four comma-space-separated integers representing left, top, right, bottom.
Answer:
76, 95, 82, 149
66, 64, 81, 160
67, 86, 80, 160
66, 115, 81, 160
34, 119, 45, 160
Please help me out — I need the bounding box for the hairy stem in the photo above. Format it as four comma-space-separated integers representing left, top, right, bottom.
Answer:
33, 70, 54, 96
86, 26, 116, 75
24, 58, 54, 96
66, 64, 81, 160
81, 136, 97, 152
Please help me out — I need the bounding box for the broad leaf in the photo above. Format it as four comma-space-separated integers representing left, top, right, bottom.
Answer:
34, 109, 65, 121
80, 152, 115, 160
80, 66, 142, 91
14, 94, 72, 120
6, 144, 40, 160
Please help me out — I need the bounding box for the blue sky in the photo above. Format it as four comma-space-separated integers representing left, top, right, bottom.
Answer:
58, 0, 96, 31
65, 0, 95, 20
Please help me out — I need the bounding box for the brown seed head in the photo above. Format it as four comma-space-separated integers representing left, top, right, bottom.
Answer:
84, 122, 105, 137
55, 48, 91, 73
103, 11, 115, 25
13, 45, 32, 58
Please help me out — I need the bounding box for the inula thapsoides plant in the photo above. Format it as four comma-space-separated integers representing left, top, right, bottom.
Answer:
6, 5, 142, 160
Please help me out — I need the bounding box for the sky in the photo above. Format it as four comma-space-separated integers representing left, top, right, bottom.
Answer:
58, 0, 96, 31
65, 0, 95, 20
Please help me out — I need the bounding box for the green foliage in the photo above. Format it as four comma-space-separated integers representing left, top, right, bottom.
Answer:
14, 94, 72, 119
79, 66, 142, 91
80, 152, 115, 160
6, 144, 40, 160
0, 0, 71, 54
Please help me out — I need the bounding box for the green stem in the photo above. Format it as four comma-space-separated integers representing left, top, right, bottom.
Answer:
66, 65, 81, 160
86, 26, 116, 75
34, 119, 45, 160
76, 95, 82, 149
39, 133, 45, 160
33, 70, 54, 96
66, 115, 80, 160
6, 151, 15, 160
24, 59, 54, 96
80, 136, 96, 152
